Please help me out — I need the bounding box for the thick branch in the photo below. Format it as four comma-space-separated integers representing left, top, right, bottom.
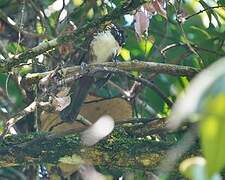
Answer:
24, 61, 199, 84
0, 127, 172, 169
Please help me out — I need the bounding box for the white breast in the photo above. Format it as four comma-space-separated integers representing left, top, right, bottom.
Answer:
90, 31, 120, 63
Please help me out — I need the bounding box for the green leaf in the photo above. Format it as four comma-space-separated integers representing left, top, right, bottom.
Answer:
218, 0, 225, 6
59, 154, 83, 165
6, 43, 26, 54
139, 39, 153, 57
36, 21, 45, 34
72, 0, 84, 7
199, 0, 212, 24
200, 94, 225, 176
0, 73, 24, 106
120, 48, 131, 61
0, 0, 10, 7
168, 57, 225, 175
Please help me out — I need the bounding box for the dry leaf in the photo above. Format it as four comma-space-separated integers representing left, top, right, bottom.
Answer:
81, 95, 132, 122
40, 95, 132, 133
134, 6, 150, 37
134, 1, 169, 37
152, 0, 167, 18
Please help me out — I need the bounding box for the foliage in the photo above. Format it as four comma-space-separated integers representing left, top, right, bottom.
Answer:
0, 0, 224, 179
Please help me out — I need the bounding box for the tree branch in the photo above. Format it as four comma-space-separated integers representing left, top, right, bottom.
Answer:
0, 127, 172, 169
24, 61, 199, 84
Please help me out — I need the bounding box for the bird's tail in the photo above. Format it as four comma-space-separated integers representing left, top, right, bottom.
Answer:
60, 76, 94, 122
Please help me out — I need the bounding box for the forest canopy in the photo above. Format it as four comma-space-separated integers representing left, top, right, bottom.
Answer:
0, 0, 225, 179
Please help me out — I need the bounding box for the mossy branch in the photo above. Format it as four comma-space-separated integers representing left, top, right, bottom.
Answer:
0, 127, 172, 169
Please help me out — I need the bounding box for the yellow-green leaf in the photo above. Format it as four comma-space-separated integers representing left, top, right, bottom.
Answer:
72, 0, 83, 7
139, 39, 153, 56
200, 94, 225, 176
120, 48, 131, 61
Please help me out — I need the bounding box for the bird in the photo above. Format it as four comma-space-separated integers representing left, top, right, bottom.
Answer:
60, 24, 125, 122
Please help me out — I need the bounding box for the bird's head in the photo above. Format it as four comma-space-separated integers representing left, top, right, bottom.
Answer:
107, 24, 126, 46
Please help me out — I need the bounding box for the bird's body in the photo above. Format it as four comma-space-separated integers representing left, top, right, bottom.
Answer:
60, 24, 125, 122
90, 30, 121, 63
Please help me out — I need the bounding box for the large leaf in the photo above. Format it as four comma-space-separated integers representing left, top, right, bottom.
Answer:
200, 94, 225, 176
168, 56, 225, 175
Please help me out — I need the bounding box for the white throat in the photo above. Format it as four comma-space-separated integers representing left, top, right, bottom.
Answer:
90, 31, 120, 63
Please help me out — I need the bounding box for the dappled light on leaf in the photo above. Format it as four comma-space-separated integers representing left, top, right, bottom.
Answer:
139, 39, 153, 56
57, 155, 84, 177
120, 48, 131, 61
44, 0, 70, 17
72, 0, 84, 7
180, 157, 206, 179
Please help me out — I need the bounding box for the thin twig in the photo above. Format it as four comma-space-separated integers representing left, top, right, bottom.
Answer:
28, 0, 56, 37
84, 96, 121, 104
116, 117, 166, 125
88, 67, 174, 107
161, 43, 184, 56
0, 9, 49, 39
1, 101, 37, 138
172, 2, 205, 68
151, 29, 225, 57
193, 45, 225, 56
107, 80, 128, 97
185, 5, 225, 20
